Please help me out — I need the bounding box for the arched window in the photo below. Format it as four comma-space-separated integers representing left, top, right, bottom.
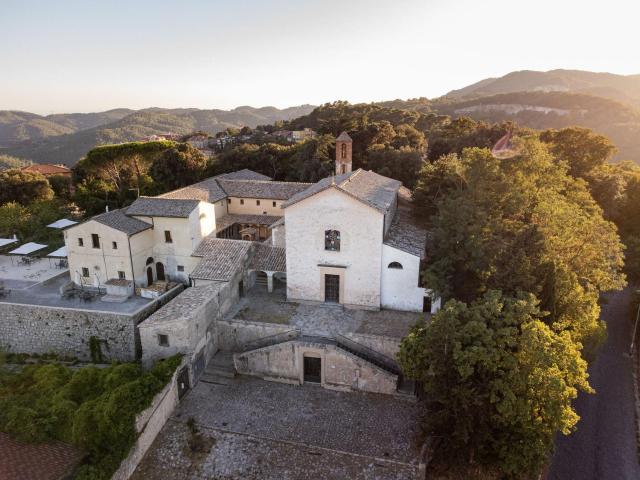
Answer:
146, 257, 154, 265
341, 143, 347, 159
325, 230, 340, 251
388, 261, 403, 269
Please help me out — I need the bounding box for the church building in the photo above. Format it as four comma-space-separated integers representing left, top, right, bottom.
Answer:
64, 132, 434, 313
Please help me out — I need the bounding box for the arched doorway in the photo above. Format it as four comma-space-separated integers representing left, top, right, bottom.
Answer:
146, 266, 153, 285
156, 262, 165, 281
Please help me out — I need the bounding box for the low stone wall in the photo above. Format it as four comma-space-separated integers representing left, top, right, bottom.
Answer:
217, 318, 298, 352
111, 360, 183, 480
0, 286, 182, 362
342, 332, 402, 361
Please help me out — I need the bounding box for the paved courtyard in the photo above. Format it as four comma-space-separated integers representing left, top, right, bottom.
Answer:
132, 377, 424, 480
229, 286, 427, 339
0, 255, 65, 288
0, 270, 154, 314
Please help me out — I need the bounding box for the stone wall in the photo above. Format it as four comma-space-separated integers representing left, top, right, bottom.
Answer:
342, 332, 402, 361
234, 339, 398, 395
111, 360, 183, 480
139, 257, 251, 380
217, 318, 298, 352
0, 286, 182, 362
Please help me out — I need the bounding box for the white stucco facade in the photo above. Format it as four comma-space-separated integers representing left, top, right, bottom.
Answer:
65, 220, 139, 287
227, 197, 284, 216
381, 244, 425, 311
285, 188, 384, 309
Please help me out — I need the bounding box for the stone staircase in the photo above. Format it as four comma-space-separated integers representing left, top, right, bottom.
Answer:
199, 351, 236, 386
334, 335, 416, 397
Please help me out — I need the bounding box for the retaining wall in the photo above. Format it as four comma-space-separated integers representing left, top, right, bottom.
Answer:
0, 286, 182, 362
111, 361, 183, 480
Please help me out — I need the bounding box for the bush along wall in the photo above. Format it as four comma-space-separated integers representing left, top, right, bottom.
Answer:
0, 354, 182, 480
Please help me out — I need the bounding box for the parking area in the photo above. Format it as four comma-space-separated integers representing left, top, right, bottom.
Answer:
132, 377, 424, 480
228, 286, 427, 339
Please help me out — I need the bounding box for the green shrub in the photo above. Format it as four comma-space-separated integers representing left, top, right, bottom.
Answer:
0, 355, 182, 479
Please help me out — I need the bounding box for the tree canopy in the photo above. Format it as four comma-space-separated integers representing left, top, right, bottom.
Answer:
404, 136, 625, 476
0, 169, 54, 206
399, 291, 591, 476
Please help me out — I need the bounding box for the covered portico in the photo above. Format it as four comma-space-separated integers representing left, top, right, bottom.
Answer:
249, 243, 286, 293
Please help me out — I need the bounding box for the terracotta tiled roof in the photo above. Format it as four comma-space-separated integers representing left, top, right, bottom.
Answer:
21, 164, 70, 175
283, 169, 401, 213
191, 237, 253, 281
383, 191, 427, 258
126, 197, 200, 218
158, 177, 228, 203
217, 179, 311, 200
218, 169, 272, 181
250, 244, 286, 272
91, 209, 152, 236
158, 170, 290, 203
0, 433, 83, 480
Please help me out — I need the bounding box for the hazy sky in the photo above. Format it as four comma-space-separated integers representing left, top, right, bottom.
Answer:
1, 0, 639, 114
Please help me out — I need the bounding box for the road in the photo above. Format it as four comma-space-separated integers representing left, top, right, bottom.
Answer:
548, 287, 640, 480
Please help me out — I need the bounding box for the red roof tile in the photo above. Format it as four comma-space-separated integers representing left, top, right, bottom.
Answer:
0, 433, 84, 480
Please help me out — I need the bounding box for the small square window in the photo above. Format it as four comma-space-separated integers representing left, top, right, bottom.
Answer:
256, 200, 261, 206
227, 198, 231, 204
177, 265, 185, 272
240, 199, 244, 205
158, 334, 169, 347
272, 201, 276, 207
78, 238, 84, 247
164, 230, 173, 243
112, 241, 117, 249
117, 271, 126, 279
82, 267, 90, 277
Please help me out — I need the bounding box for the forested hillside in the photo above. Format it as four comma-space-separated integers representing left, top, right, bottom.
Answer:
0, 105, 315, 165
429, 91, 640, 161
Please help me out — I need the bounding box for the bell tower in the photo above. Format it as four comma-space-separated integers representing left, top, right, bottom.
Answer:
335, 131, 353, 175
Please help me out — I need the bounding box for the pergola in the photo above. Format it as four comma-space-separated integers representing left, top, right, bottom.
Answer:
0, 237, 18, 250
47, 218, 78, 230
8, 242, 48, 265
47, 246, 68, 269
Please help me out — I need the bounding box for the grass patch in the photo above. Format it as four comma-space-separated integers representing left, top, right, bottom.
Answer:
0, 354, 182, 479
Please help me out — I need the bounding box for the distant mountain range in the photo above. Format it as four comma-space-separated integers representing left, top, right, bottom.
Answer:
444, 69, 640, 107
430, 70, 640, 161
4, 69, 640, 166
0, 105, 315, 165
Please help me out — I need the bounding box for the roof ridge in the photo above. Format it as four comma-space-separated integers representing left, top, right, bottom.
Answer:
338, 168, 362, 187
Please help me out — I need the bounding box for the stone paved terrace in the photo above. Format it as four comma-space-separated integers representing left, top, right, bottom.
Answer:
227, 286, 428, 339
132, 377, 423, 480
0, 254, 66, 288
0, 271, 153, 314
